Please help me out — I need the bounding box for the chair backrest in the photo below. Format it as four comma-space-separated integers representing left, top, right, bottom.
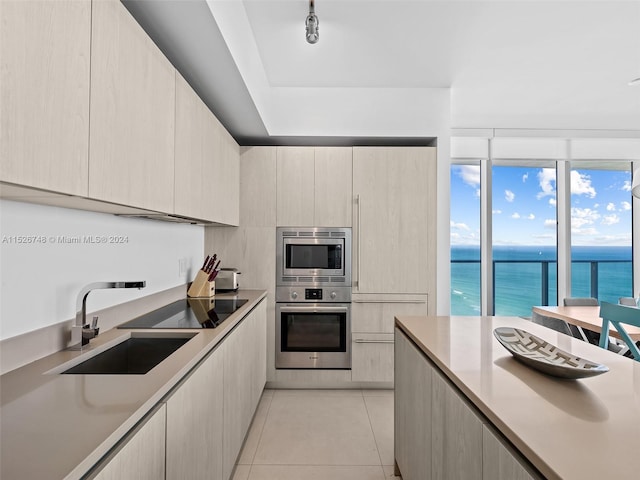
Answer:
563, 297, 599, 306
618, 297, 637, 307
599, 301, 640, 361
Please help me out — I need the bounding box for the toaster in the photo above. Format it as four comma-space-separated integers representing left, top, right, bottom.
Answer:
215, 268, 241, 292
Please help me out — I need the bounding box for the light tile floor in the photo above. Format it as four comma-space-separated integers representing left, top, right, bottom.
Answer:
233, 389, 400, 480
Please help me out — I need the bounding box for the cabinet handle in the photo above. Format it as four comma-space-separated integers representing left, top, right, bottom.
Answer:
355, 194, 360, 290
354, 338, 395, 344
352, 299, 427, 304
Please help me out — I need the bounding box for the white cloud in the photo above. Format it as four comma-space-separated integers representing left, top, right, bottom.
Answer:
527, 213, 535, 220
544, 219, 556, 229
511, 212, 521, 219
456, 165, 480, 188
571, 170, 597, 198
571, 207, 600, 229
450, 221, 470, 231
622, 180, 631, 192
573, 227, 599, 236
601, 214, 620, 226
606, 202, 616, 211
537, 168, 556, 199
621, 201, 631, 211
492, 209, 502, 214
522, 173, 529, 183
505, 190, 515, 202
549, 198, 556, 207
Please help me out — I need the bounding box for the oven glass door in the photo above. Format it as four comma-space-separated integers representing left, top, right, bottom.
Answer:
283, 238, 344, 276
276, 304, 351, 369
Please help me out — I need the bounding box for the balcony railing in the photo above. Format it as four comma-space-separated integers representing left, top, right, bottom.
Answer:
451, 259, 632, 313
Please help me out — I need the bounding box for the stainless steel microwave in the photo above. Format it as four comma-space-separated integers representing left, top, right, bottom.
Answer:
276, 227, 352, 287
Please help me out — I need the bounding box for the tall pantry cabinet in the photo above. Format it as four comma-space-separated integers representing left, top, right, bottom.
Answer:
350, 147, 436, 383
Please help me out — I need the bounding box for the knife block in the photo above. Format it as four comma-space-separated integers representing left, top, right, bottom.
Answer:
187, 270, 215, 298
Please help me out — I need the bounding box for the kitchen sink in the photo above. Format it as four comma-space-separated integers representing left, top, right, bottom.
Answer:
58, 332, 197, 375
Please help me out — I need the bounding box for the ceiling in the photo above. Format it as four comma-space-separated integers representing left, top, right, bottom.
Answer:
123, 0, 640, 145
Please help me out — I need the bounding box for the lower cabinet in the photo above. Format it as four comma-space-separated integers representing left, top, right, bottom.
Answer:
352, 297, 427, 383
90, 404, 166, 480
166, 343, 224, 480
394, 327, 541, 480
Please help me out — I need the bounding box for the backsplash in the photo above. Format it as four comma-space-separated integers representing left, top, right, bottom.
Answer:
0, 200, 204, 340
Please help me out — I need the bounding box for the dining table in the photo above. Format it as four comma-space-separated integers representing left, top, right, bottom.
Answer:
532, 305, 640, 342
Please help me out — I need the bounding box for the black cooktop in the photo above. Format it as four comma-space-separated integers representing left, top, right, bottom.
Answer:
118, 298, 248, 329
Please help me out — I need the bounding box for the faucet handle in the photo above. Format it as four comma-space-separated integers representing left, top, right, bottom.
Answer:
91, 316, 99, 329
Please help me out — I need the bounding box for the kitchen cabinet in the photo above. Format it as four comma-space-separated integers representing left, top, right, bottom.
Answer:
352, 147, 436, 296
394, 329, 432, 480
175, 73, 239, 224
88, 0, 175, 213
431, 367, 483, 479
351, 295, 427, 383
0, 0, 90, 196
238, 147, 277, 227
395, 327, 541, 480
276, 147, 352, 227
483, 425, 540, 480
166, 343, 224, 480
90, 404, 166, 480
223, 299, 267, 479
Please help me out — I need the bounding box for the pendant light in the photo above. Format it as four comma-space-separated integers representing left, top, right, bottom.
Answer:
305, 0, 319, 44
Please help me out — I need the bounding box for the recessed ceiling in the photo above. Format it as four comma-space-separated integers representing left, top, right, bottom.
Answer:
124, 0, 640, 144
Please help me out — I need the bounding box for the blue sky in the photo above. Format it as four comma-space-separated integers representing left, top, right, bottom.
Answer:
450, 165, 632, 247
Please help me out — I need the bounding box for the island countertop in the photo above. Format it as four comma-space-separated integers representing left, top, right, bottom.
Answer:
395, 314, 640, 480
0, 289, 267, 480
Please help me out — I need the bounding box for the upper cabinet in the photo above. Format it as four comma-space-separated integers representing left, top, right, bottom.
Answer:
175, 73, 239, 225
88, 0, 175, 213
353, 147, 436, 295
276, 147, 352, 227
0, 0, 90, 196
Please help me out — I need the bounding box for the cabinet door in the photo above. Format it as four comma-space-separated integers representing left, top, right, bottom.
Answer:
276, 147, 315, 226
483, 425, 541, 480
352, 297, 428, 333
174, 73, 206, 220
89, 0, 175, 212
394, 328, 432, 480
353, 147, 436, 294
239, 147, 277, 227
212, 119, 240, 226
0, 0, 90, 196
352, 332, 394, 382
314, 147, 352, 227
91, 404, 166, 480
432, 368, 483, 480
166, 344, 224, 480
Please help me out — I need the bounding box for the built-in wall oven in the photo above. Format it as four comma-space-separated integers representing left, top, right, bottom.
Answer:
276, 227, 352, 369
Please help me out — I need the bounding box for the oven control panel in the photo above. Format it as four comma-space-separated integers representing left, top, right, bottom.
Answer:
276, 286, 351, 303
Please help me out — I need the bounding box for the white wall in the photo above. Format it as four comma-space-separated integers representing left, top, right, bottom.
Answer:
0, 200, 204, 340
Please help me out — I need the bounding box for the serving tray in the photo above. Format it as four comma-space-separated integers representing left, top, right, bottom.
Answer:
493, 327, 609, 379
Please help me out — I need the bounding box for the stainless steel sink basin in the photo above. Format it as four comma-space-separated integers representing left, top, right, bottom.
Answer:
58, 332, 197, 375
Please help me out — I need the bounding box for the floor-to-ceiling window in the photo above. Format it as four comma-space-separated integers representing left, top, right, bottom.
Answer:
450, 132, 639, 316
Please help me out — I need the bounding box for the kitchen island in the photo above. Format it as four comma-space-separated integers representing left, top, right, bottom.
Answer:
0, 289, 267, 480
395, 315, 640, 480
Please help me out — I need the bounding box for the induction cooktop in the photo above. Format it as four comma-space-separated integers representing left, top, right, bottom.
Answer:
118, 298, 248, 329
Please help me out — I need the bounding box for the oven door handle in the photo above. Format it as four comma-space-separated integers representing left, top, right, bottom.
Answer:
279, 305, 349, 312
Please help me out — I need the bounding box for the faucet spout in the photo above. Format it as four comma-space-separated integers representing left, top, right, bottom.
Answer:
71, 281, 146, 349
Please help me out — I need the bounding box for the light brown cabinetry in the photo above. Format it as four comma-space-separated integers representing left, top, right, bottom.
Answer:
276, 147, 352, 227
175, 73, 239, 224
0, 0, 90, 196
166, 343, 224, 480
352, 147, 436, 296
395, 327, 542, 480
90, 404, 166, 480
88, 0, 175, 212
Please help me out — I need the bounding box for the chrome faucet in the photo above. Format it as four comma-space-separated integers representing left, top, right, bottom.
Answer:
71, 281, 146, 349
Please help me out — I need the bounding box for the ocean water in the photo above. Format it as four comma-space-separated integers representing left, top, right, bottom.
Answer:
451, 246, 632, 316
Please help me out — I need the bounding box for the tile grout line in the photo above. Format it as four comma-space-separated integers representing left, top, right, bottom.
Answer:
246, 390, 276, 467
362, 393, 386, 469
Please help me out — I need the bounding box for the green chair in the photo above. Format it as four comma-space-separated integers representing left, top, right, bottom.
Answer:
599, 302, 640, 361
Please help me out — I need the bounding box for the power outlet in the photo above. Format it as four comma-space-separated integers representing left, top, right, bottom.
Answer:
178, 258, 188, 278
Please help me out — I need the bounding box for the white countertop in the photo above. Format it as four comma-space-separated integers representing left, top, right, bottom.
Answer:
0, 290, 267, 480
395, 315, 640, 480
